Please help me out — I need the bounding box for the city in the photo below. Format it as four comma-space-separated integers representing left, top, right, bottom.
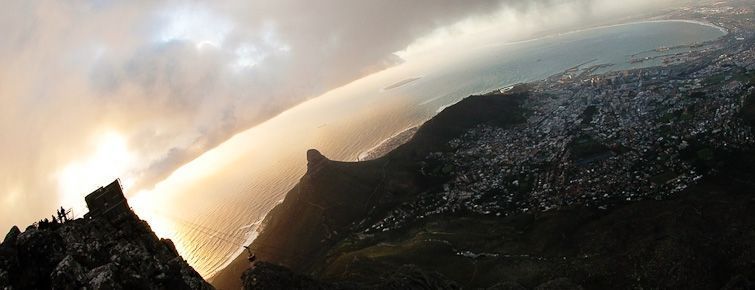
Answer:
367, 1, 755, 233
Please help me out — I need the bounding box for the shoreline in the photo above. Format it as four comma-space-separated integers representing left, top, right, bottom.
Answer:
205, 219, 263, 279
483, 19, 728, 50
357, 126, 419, 161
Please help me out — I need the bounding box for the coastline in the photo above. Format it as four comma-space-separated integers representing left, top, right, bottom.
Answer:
207, 17, 731, 283
205, 220, 263, 278
226, 8, 755, 286
558, 19, 729, 38
482, 19, 728, 50
357, 126, 419, 161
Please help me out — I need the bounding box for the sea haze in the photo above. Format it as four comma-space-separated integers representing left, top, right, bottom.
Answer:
129, 20, 725, 277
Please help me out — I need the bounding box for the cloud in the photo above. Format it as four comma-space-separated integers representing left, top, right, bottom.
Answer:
0, 0, 677, 232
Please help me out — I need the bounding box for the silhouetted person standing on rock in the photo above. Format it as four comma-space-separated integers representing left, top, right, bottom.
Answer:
58, 206, 67, 222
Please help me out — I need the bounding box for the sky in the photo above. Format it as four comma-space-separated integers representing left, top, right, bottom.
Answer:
0, 0, 679, 232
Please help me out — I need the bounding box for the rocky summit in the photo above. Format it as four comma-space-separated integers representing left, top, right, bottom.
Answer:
0, 188, 212, 289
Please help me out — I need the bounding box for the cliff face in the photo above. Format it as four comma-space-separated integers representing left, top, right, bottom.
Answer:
0, 208, 212, 289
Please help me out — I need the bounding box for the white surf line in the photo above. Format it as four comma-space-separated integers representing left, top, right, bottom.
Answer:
357, 126, 419, 161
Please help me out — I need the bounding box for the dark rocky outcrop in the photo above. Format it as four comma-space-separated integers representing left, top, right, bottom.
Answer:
211, 90, 530, 289
0, 207, 212, 289
307, 149, 328, 168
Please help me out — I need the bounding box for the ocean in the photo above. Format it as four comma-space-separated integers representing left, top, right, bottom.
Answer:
128, 20, 726, 277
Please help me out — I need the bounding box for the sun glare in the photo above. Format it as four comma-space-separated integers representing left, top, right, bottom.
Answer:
57, 132, 135, 217
129, 189, 176, 238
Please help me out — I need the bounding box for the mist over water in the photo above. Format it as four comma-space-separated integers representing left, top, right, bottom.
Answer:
130, 20, 725, 277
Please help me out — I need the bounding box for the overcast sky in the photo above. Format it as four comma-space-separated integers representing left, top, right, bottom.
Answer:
0, 0, 678, 231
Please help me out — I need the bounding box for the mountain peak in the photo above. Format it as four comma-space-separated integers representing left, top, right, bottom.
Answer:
306, 149, 328, 168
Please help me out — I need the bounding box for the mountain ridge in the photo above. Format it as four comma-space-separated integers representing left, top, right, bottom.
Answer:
212, 82, 755, 289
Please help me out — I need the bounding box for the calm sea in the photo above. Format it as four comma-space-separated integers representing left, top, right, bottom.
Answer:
129, 20, 726, 277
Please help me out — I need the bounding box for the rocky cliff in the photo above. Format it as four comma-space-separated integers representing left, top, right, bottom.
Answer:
0, 206, 212, 289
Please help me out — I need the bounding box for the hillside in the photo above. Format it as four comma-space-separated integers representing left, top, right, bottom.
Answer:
209, 88, 530, 289
212, 83, 755, 289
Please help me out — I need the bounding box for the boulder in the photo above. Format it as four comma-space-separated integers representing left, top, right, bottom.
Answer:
50, 255, 86, 289
87, 264, 121, 290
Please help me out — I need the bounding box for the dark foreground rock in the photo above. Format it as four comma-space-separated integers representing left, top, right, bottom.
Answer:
0, 209, 212, 289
